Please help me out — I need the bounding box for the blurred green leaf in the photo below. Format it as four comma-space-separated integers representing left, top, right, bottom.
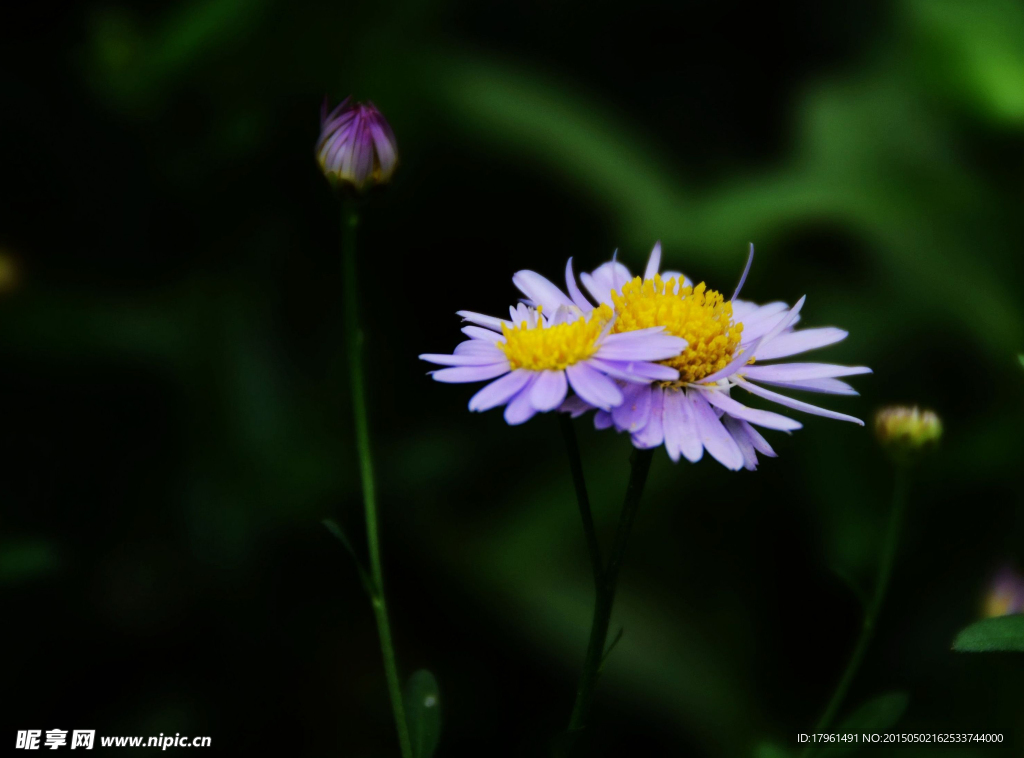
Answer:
816, 693, 910, 755
404, 669, 441, 758
832, 565, 868, 610
1018, 354, 1024, 369
836, 692, 909, 733
88, 0, 269, 109
0, 540, 59, 585
953, 614, 1024, 651
431, 53, 1023, 355
909, 0, 1024, 124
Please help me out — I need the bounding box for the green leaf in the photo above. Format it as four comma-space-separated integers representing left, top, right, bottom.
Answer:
815, 693, 908, 756
1018, 353, 1024, 369
836, 691, 909, 734
404, 669, 441, 758
953, 614, 1024, 651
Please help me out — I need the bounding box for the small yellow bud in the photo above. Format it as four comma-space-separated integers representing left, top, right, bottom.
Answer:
874, 406, 942, 461
0, 250, 19, 293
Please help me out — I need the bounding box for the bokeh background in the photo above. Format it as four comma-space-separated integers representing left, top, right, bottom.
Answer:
3, 0, 1024, 755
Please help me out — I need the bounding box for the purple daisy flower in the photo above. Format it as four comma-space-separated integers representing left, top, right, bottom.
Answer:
316, 98, 398, 190
419, 262, 688, 426
562, 242, 872, 471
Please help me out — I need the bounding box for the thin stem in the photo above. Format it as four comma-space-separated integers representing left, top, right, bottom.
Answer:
805, 468, 911, 748
567, 446, 655, 736
560, 415, 603, 583
341, 200, 413, 758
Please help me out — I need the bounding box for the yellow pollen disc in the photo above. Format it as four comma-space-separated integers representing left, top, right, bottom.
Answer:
610, 275, 743, 383
499, 305, 613, 371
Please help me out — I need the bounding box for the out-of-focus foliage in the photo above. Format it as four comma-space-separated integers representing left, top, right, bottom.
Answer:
953, 615, 1024, 652
0, 539, 59, 585
404, 669, 442, 758
2, 0, 1023, 755
834, 692, 909, 742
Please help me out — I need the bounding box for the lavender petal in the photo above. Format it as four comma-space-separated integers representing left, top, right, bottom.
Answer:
566, 361, 624, 410
631, 386, 665, 449
754, 328, 848, 361
691, 392, 745, 470
612, 382, 652, 432
468, 369, 534, 412
530, 370, 569, 412
512, 270, 573, 314
737, 379, 864, 425
698, 388, 802, 431
503, 377, 540, 425
430, 363, 510, 384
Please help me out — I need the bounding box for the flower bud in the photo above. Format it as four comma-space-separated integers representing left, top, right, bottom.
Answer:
983, 566, 1024, 618
874, 406, 942, 461
316, 98, 398, 191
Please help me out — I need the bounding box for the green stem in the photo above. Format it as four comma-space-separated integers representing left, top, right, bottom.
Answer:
342, 200, 413, 758
560, 415, 603, 584
805, 468, 911, 749
567, 446, 655, 737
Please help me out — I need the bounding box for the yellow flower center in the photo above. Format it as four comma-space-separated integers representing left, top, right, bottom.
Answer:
499, 305, 613, 371
610, 275, 743, 383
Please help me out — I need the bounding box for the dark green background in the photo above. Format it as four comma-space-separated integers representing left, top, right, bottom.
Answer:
2, 0, 1023, 755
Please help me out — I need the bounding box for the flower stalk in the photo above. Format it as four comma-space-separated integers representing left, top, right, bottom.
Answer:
341, 199, 413, 758
807, 468, 910, 746
560, 418, 654, 743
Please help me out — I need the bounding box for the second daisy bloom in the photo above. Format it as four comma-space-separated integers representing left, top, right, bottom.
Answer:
564, 243, 871, 470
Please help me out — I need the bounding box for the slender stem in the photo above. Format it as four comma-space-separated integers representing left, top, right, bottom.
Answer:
560, 415, 603, 583
806, 468, 911, 746
567, 446, 655, 736
341, 200, 413, 758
